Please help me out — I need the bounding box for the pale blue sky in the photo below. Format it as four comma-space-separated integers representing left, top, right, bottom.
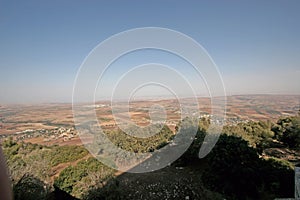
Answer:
0, 0, 299, 103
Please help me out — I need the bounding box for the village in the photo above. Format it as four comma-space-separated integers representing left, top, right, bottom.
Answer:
0, 126, 78, 143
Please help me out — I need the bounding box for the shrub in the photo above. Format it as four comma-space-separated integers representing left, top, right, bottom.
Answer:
272, 115, 300, 148
202, 134, 294, 199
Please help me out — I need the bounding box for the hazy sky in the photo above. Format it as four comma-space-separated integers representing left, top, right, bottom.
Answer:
0, 0, 299, 103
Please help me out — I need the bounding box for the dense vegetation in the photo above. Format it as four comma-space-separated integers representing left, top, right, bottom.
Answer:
2, 140, 89, 199
1, 113, 299, 199
222, 120, 274, 152
104, 124, 174, 153
202, 135, 294, 199
54, 157, 115, 198
177, 113, 299, 199
272, 114, 300, 148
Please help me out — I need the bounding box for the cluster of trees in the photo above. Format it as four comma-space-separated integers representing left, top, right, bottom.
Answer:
2, 139, 90, 200
272, 114, 300, 148
1, 112, 299, 199
54, 157, 115, 198
47, 145, 89, 167
1, 124, 175, 200
222, 120, 274, 152
178, 112, 300, 161
103, 124, 174, 153
201, 134, 294, 199
176, 113, 299, 199
222, 113, 300, 150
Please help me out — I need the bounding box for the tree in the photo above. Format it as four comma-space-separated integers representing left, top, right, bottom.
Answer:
202, 134, 294, 199
13, 174, 53, 200
222, 120, 274, 152
202, 134, 262, 199
174, 118, 207, 165
54, 157, 115, 198
272, 115, 300, 148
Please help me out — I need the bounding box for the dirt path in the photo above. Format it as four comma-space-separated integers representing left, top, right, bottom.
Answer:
50, 154, 92, 181
49, 153, 127, 182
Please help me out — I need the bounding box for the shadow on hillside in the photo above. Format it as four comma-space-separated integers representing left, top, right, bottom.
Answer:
12, 174, 79, 200
83, 135, 295, 200
52, 186, 79, 200
83, 162, 221, 200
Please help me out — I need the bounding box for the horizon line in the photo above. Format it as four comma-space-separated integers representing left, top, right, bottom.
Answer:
1, 93, 299, 105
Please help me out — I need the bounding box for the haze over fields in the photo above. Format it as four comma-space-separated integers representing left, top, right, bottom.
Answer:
0, 95, 298, 145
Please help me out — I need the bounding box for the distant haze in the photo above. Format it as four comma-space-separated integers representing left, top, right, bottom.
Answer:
0, 1, 299, 103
